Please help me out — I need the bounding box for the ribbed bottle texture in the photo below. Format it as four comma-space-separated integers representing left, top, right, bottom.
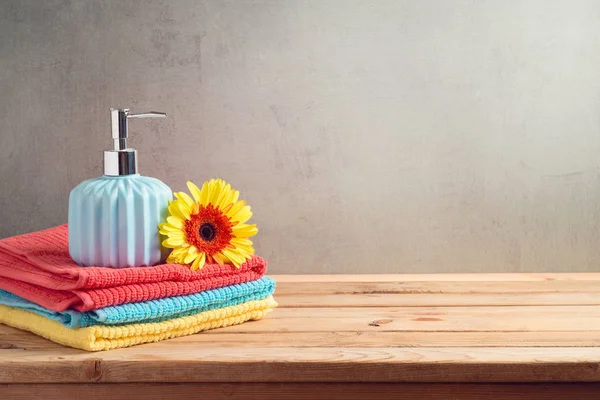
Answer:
68, 175, 172, 268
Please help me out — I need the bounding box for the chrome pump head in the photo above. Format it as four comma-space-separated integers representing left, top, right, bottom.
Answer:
103, 108, 167, 176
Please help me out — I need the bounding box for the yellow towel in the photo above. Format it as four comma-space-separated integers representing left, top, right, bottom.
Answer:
0, 296, 277, 351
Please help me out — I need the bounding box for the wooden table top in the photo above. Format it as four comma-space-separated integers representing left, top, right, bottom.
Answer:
2, 273, 600, 398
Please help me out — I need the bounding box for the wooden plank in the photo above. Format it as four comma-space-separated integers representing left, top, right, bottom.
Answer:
272, 274, 600, 282
3, 324, 600, 348
267, 305, 600, 318
4, 305, 600, 337
206, 305, 600, 333
3, 326, 600, 349
274, 280, 600, 294
142, 330, 600, 348
4, 383, 600, 400
273, 277, 600, 308
2, 347, 600, 383
2, 274, 600, 386
275, 292, 600, 307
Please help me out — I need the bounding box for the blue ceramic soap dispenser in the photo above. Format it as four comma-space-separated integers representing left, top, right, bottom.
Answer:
68, 108, 173, 268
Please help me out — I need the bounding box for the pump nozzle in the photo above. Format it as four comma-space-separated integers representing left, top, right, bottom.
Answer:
105, 108, 167, 176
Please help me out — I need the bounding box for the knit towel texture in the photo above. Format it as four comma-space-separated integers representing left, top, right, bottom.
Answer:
0, 225, 267, 312
0, 277, 275, 328
0, 296, 277, 351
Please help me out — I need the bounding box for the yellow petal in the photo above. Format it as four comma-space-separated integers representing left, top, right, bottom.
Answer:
231, 237, 252, 246
166, 216, 183, 229
158, 223, 180, 232
215, 179, 226, 204
199, 180, 211, 206
173, 249, 190, 262
191, 252, 206, 271
232, 224, 258, 238
229, 258, 243, 269
174, 191, 195, 208
218, 251, 231, 264
209, 179, 222, 204
230, 238, 255, 254
231, 190, 240, 205
217, 184, 230, 208
166, 231, 184, 239
231, 206, 252, 224
171, 246, 187, 257
178, 201, 191, 220
162, 237, 184, 248
233, 247, 254, 257
222, 248, 245, 268
166, 252, 179, 263
220, 187, 239, 209
220, 183, 238, 209
212, 252, 226, 265
168, 201, 187, 220
212, 181, 226, 206
226, 200, 246, 219
187, 181, 202, 202
158, 229, 169, 236
183, 251, 197, 264
203, 179, 214, 206
197, 252, 206, 269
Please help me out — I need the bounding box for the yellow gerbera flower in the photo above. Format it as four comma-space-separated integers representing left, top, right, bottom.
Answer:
158, 179, 258, 270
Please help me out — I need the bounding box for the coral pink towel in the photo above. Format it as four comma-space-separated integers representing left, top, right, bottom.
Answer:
0, 225, 267, 312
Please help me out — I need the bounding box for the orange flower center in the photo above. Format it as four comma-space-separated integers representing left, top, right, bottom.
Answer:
184, 204, 234, 261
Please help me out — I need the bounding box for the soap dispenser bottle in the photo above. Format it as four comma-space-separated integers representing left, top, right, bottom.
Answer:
68, 108, 173, 268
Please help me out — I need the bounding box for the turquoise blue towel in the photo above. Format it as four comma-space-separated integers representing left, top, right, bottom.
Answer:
0, 277, 275, 328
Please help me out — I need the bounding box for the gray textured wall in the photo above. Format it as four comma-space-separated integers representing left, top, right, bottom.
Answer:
1, 0, 600, 273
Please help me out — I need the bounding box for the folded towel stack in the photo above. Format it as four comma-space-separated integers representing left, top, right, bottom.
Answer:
0, 225, 277, 351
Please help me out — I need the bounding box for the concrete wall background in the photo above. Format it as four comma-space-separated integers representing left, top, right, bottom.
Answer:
1, 0, 600, 273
